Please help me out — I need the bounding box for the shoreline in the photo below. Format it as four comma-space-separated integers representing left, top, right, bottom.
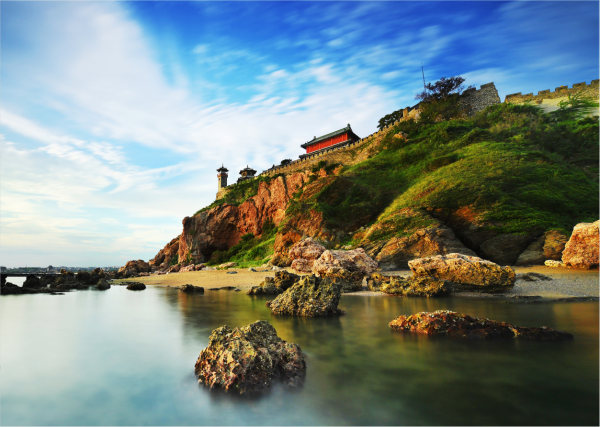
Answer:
116, 265, 599, 301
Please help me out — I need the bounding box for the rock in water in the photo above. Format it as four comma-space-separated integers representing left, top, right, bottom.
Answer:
126, 282, 146, 291
96, 279, 111, 290
180, 284, 204, 293
289, 238, 326, 273
366, 272, 391, 291
194, 320, 306, 393
312, 248, 378, 277
408, 253, 515, 292
23, 275, 43, 288
321, 267, 363, 293
266, 275, 344, 316
562, 220, 599, 269
247, 270, 300, 295
389, 310, 573, 341
381, 276, 452, 297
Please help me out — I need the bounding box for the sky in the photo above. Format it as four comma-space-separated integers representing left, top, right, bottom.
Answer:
1, 1, 598, 268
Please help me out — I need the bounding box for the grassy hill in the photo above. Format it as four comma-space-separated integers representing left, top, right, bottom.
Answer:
201, 101, 599, 267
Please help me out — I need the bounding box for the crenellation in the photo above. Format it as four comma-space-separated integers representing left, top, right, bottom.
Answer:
505, 80, 599, 104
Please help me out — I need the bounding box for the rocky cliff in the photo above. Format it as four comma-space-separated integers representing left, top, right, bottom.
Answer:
149, 103, 599, 268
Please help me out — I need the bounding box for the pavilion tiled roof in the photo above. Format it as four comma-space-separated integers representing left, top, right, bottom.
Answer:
301, 124, 357, 149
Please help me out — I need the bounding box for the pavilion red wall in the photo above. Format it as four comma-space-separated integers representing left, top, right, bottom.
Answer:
305, 133, 348, 154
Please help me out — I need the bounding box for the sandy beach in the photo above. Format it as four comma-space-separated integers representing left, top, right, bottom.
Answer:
116, 265, 599, 300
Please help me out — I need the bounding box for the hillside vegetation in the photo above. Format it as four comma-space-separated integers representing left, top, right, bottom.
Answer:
192, 97, 598, 267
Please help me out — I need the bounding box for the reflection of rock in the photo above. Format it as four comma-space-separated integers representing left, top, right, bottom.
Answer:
409, 253, 515, 292
289, 238, 326, 273
194, 320, 306, 393
389, 310, 573, 341
321, 267, 363, 293
381, 276, 452, 297
180, 284, 204, 293
266, 275, 344, 316
126, 282, 146, 291
247, 271, 300, 295
562, 220, 599, 269
312, 248, 378, 277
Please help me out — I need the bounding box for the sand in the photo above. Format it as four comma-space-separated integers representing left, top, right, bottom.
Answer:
115, 265, 599, 300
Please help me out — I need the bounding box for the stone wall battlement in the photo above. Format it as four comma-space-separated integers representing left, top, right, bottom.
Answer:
505, 79, 599, 104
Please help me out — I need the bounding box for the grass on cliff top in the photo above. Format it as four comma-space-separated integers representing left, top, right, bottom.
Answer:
294, 102, 598, 238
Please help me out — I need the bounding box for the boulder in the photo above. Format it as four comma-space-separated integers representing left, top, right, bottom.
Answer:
545, 260, 564, 268
366, 272, 391, 291
247, 271, 300, 295
288, 238, 326, 260
312, 248, 378, 277
380, 276, 452, 297
126, 282, 146, 291
180, 284, 204, 293
389, 310, 573, 341
562, 220, 599, 269
270, 253, 292, 267
53, 272, 79, 290
96, 279, 111, 290
266, 275, 344, 316
23, 275, 43, 288
118, 260, 151, 278
76, 271, 100, 285
290, 258, 313, 273
408, 253, 515, 292
168, 264, 181, 273
543, 230, 569, 260
194, 320, 306, 393
321, 267, 363, 293
218, 262, 237, 270
516, 230, 570, 266
479, 234, 534, 266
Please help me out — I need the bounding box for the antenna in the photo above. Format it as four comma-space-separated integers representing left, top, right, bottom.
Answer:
421, 62, 426, 90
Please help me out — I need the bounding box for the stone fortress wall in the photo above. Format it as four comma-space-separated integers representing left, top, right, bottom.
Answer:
216, 79, 599, 200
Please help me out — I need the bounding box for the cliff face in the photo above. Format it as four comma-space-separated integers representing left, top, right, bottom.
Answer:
150, 103, 598, 268
176, 172, 318, 264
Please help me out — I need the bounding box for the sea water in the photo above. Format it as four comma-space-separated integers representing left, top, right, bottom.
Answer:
1, 286, 598, 425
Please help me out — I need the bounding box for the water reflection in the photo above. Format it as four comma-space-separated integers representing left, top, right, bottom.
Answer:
1, 287, 598, 426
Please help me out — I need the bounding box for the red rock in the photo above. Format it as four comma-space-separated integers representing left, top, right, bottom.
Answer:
389, 310, 573, 341
149, 236, 180, 266
289, 238, 326, 273
562, 220, 599, 269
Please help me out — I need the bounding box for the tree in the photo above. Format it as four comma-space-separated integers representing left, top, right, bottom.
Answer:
415, 76, 470, 103
377, 109, 403, 130
416, 76, 473, 123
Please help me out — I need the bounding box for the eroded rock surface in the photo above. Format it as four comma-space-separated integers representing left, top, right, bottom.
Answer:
194, 320, 306, 393
289, 238, 326, 273
516, 230, 570, 266
126, 282, 146, 291
409, 253, 515, 292
562, 220, 599, 269
321, 267, 363, 293
366, 272, 391, 291
381, 276, 452, 297
117, 260, 150, 278
247, 270, 300, 295
180, 284, 204, 293
389, 310, 573, 341
266, 275, 344, 316
312, 248, 378, 277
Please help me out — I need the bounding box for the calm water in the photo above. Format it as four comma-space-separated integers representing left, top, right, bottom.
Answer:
1, 286, 598, 426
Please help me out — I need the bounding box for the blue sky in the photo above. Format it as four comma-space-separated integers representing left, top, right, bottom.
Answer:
1, 1, 598, 267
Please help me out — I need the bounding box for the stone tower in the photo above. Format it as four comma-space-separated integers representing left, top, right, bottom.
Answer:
217, 165, 228, 190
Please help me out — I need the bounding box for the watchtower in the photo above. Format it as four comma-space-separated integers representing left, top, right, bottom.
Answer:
217, 165, 228, 190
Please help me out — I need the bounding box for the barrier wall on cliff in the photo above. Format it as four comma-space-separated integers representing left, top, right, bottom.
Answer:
505, 79, 599, 105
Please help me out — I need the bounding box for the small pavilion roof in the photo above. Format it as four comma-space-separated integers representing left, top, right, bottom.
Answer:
239, 165, 256, 174
301, 124, 358, 148
217, 165, 228, 172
